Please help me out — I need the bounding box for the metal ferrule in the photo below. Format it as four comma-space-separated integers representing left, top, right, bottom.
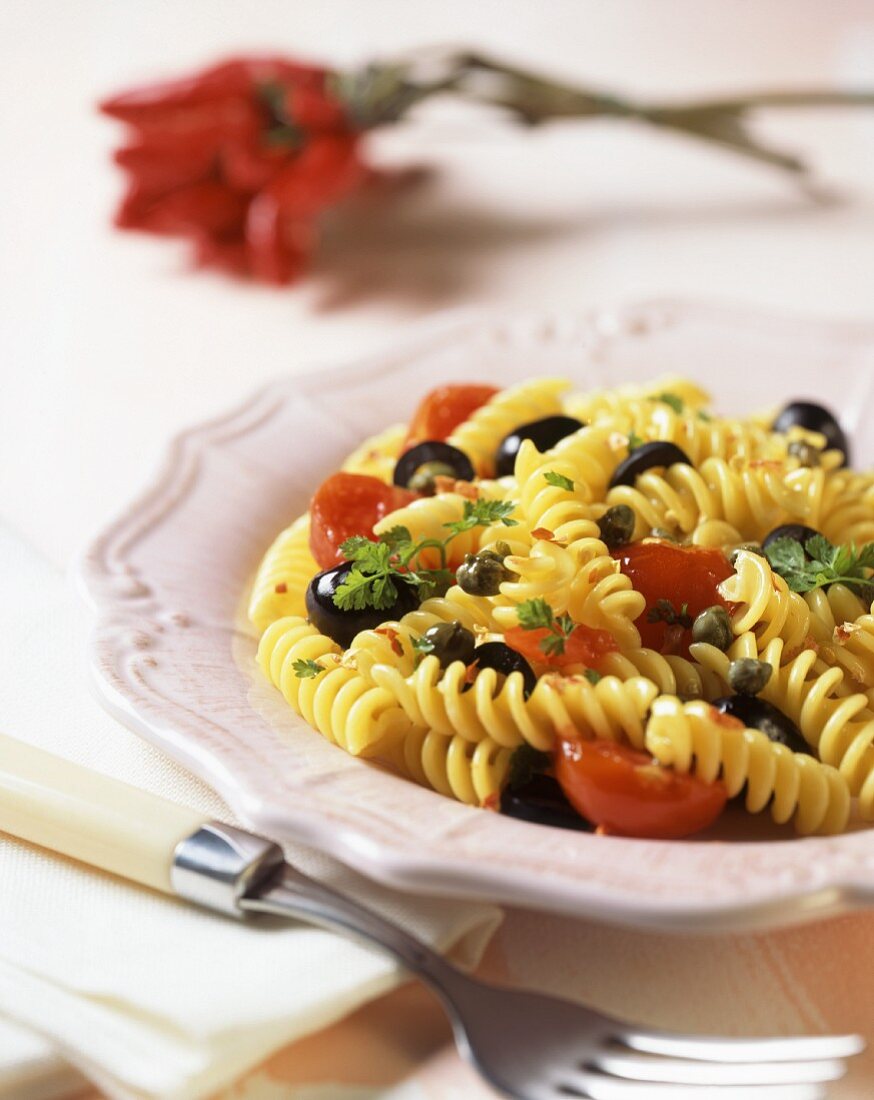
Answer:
171, 821, 285, 917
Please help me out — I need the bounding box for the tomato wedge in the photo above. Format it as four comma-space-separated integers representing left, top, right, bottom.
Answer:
309, 472, 416, 569
612, 541, 735, 656
555, 737, 727, 839
404, 383, 499, 449
504, 623, 618, 671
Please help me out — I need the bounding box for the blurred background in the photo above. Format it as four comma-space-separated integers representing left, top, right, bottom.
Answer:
2, 1, 873, 567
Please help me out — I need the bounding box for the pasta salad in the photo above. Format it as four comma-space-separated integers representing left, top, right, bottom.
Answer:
249, 376, 874, 839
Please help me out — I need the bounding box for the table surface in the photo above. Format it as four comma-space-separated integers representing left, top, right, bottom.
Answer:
2, 2, 874, 1097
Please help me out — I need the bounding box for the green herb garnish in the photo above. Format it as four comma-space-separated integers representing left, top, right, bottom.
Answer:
765, 535, 874, 594
332, 499, 517, 612
647, 598, 693, 629
543, 470, 574, 492
584, 668, 603, 685
292, 658, 324, 679
656, 392, 684, 414
627, 431, 644, 452
444, 498, 518, 536
517, 597, 576, 657
697, 410, 713, 422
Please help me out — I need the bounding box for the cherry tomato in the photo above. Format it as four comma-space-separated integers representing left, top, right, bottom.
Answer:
612, 541, 735, 656
404, 384, 499, 449
309, 472, 416, 569
504, 623, 618, 671
555, 737, 728, 839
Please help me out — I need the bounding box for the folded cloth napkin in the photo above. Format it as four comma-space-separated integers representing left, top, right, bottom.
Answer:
0, 522, 501, 1100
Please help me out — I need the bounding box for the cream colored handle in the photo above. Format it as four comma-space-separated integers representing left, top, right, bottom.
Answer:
0, 733, 209, 893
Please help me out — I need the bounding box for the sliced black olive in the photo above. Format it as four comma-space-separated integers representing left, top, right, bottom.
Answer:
393, 441, 474, 490
494, 415, 584, 478
773, 401, 849, 466
608, 441, 693, 489
463, 641, 537, 697
711, 695, 812, 756
761, 523, 821, 555
501, 774, 594, 831
305, 562, 420, 648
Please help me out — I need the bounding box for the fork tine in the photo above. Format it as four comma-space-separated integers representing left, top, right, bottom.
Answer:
618, 1029, 864, 1063
554, 1071, 828, 1100
590, 1050, 846, 1085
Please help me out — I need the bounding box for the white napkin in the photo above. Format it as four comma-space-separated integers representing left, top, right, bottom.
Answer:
0, 523, 501, 1099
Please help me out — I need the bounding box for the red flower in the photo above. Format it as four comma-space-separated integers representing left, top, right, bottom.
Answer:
100, 57, 365, 284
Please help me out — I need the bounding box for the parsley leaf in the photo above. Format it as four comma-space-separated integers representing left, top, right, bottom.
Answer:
765, 535, 874, 594
543, 470, 574, 492
697, 410, 713, 422
443, 498, 518, 536
334, 565, 401, 611
647, 598, 694, 629
516, 598, 554, 631
508, 744, 551, 790
584, 668, 602, 685
656, 392, 684, 414
293, 658, 324, 679
516, 600, 577, 657
627, 431, 644, 452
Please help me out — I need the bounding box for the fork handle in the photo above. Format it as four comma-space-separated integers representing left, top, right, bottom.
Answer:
0, 733, 210, 892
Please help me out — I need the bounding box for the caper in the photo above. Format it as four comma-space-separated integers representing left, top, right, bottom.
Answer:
422, 621, 476, 668
787, 439, 821, 468
728, 543, 766, 566
691, 605, 732, 650
597, 504, 636, 549
456, 550, 513, 596
727, 657, 772, 696
407, 460, 456, 495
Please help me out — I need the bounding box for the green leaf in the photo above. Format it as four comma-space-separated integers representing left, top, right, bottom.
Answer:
378, 525, 413, 552
540, 631, 566, 657
516, 598, 554, 631
543, 470, 574, 492
697, 410, 713, 422
764, 536, 806, 575
443, 498, 518, 536
508, 744, 551, 791
584, 668, 602, 685
656, 392, 684, 414
292, 658, 324, 679
334, 567, 399, 611
804, 534, 835, 569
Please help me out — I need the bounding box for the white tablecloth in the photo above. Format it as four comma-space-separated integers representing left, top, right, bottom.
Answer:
2, 1, 874, 1096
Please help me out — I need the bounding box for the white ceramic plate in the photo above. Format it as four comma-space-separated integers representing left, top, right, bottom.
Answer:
80, 300, 874, 931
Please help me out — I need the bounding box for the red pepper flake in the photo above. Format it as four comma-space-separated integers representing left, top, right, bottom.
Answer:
531, 527, 555, 542
481, 792, 500, 812
274, 582, 288, 594
464, 659, 480, 685
375, 626, 404, 657
749, 459, 784, 470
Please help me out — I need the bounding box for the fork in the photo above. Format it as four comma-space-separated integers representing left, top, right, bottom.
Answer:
1, 733, 863, 1099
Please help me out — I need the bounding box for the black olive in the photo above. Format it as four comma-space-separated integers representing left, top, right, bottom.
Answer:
463, 641, 537, 697
393, 441, 474, 490
501, 775, 594, 831
608, 441, 693, 489
773, 401, 849, 466
305, 562, 420, 648
761, 523, 821, 555
494, 416, 584, 478
711, 695, 812, 756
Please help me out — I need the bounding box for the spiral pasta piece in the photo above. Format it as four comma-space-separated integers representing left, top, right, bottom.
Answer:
393, 726, 512, 806
247, 514, 317, 632
718, 550, 811, 652
257, 617, 413, 757
447, 378, 569, 476
692, 634, 874, 818
373, 491, 491, 567
598, 648, 724, 701
341, 422, 408, 482
645, 697, 851, 835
